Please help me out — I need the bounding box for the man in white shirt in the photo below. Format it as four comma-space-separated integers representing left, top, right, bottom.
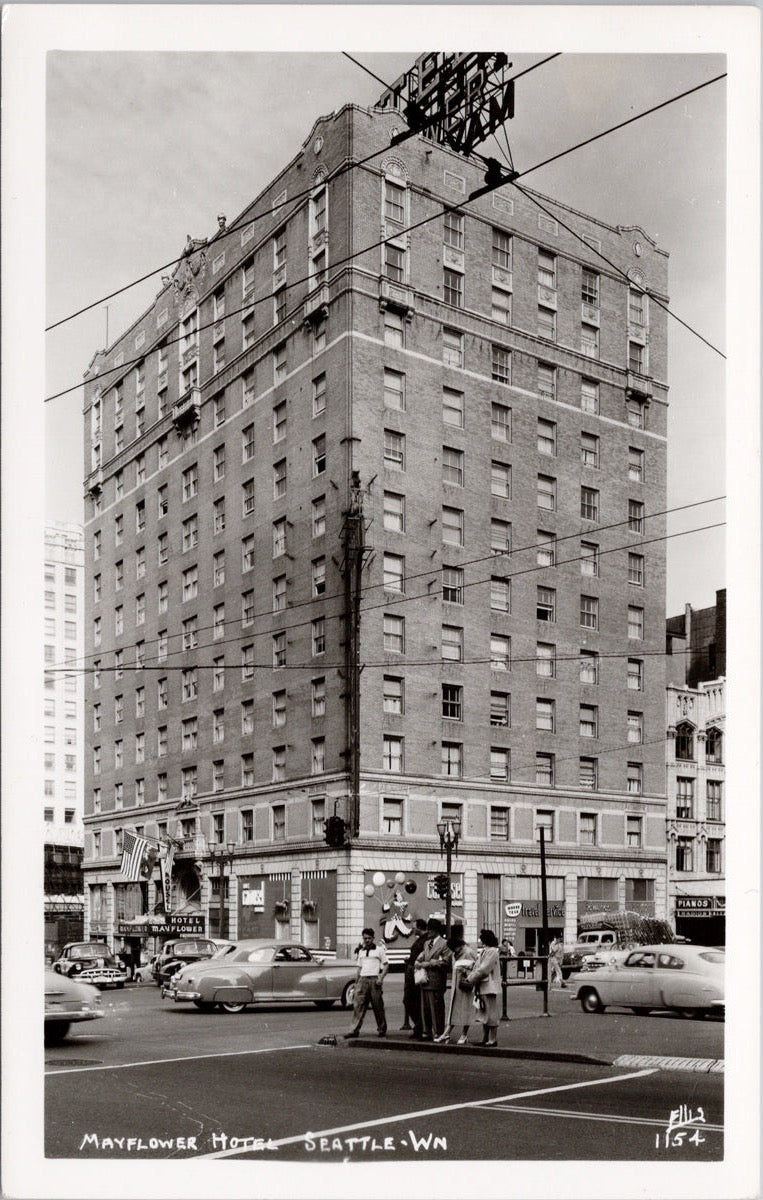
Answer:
343, 928, 388, 1038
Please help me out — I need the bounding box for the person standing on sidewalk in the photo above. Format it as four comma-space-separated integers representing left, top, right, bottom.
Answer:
435, 925, 477, 1044
548, 936, 566, 988
415, 918, 452, 1041
402, 918, 428, 1035
343, 928, 388, 1039
466, 929, 501, 1047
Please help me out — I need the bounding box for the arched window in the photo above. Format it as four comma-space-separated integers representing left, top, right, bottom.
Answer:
705, 727, 723, 763
675, 722, 694, 761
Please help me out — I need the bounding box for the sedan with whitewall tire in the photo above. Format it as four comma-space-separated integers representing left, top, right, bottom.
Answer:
162, 939, 357, 1014
571, 945, 724, 1018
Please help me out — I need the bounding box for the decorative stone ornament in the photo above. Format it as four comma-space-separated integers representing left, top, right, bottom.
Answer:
162, 235, 209, 305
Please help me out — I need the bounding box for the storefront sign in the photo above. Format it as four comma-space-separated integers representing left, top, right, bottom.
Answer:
117, 913, 205, 936
241, 884, 265, 911
675, 896, 725, 915
426, 876, 463, 904
517, 902, 565, 920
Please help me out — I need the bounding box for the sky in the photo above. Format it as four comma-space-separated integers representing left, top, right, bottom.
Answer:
43, 46, 727, 613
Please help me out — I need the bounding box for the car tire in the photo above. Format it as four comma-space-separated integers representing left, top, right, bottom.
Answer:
341, 982, 356, 1009
45, 1021, 71, 1044
579, 988, 604, 1014
116, 982, 125, 990
219, 1001, 248, 1014
193, 1001, 217, 1012
314, 1000, 336, 1010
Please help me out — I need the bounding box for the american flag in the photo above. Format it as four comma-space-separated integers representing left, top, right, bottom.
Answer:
119, 830, 150, 882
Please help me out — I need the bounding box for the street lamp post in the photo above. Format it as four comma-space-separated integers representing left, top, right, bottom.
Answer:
436, 816, 461, 940
208, 841, 236, 939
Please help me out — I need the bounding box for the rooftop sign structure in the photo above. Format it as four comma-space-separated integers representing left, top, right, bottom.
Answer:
378, 52, 514, 157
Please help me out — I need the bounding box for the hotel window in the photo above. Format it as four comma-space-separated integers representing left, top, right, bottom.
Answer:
210, 446, 224, 483
273, 458, 287, 499
382, 799, 403, 836
383, 675, 403, 715
444, 210, 464, 250
580, 704, 598, 738
491, 402, 511, 442
536, 642, 555, 678
491, 461, 511, 499
241, 809, 254, 843
384, 177, 405, 224
384, 309, 404, 348
441, 741, 462, 778
627, 397, 646, 429
492, 227, 512, 269
675, 837, 693, 872
535, 808, 554, 840
537, 474, 556, 511
273, 575, 286, 612
581, 378, 599, 414
181, 668, 198, 702
135, 500, 146, 533
676, 777, 694, 819
490, 576, 510, 613
580, 541, 599, 577
581, 432, 599, 468
538, 249, 556, 288
181, 718, 197, 752
491, 345, 511, 384
242, 478, 255, 518
627, 711, 644, 745
706, 780, 722, 821
490, 519, 511, 556
312, 557, 326, 597
135, 546, 146, 579
581, 323, 599, 358
312, 496, 326, 537
115, 469, 124, 500
580, 595, 598, 630
537, 418, 556, 456
115, 605, 124, 635
579, 812, 597, 843
115, 426, 124, 454
270, 404, 286, 448
628, 446, 644, 482
213, 497, 226, 535
182, 615, 197, 649
442, 565, 464, 604
273, 287, 287, 325
311, 676, 326, 718
241, 754, 255, 787
383, 736, 404, 773
443, 387, 465, 428
581, 269, 599, 306
581, 487, 599, 521
384, 243, 406, 283
213, 707, 226, 743
706, 838, 722, 873
383, 553, 404, 594
182, 565, 198, 601
628, 500, 645, 533
272, 798, 286, 831
273, 343, 287, 384
182, 515, 198, 553
628, 341, 645, 374
628, 553, 645, 586
628, 288, 645, 325
442, 506, 464, 547
675, 722, 694, 761
310, 738, 325, 775
384, 614, 405, 653
627, 658, 643, 691
384, 429, 405, 471
212, 658, 225, 692
443, 267, 463, 308
272, 690, 287, 727
443, 327, 463, 368
537, 586, 556, 623
442, 683, 462, 721
157, 677, 168, 709
383, 491, 405, 533
537, 363, 556, 401
442, 625, 464, 662
537, 531, 556, 567
273, 632, 286, 669
241, 644, 255, 681
490, 748, 510, 782
536, 698, 555, 732
443, 446, 464, 486
242, 534, 255, 572
212, 391, 226, 428
114, 694, 124, 724
580, 760, 597, 792
627, 763, 643, 795
311, 617, 325, 656
538, 306, 556, 340
241, 424, 255, 463
93, 530, 101, 559
182, 463, 198, 502
273, 518, 286, 557
705, 727, 723, 763
158, 435, 169, 468
492, 286, 511, 325
210, 763, 224, 794
628, 605, 644, 640
490, 691, 510, 727
93, 573, 102, 603
490, 634, 511, 672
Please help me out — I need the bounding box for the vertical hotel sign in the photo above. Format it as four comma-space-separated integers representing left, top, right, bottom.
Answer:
379, 53, 515, 156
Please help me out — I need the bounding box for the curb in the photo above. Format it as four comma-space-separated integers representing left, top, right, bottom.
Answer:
613, 1054, 725, 1074
346, 1037, 614, 1067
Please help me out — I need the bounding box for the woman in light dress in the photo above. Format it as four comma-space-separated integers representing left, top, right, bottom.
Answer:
466, 928, 502, 1047
434, 925, 477, 1045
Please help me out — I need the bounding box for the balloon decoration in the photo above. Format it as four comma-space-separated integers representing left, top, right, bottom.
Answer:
364, 871, 420, 942
394, 872, 406, 884
363, 884, 375, 897
404, 880, 417, 894
372, 871, 386, 887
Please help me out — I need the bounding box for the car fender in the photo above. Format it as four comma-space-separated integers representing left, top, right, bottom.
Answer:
211, 984, 255, 1004
196, 970, 256, 1000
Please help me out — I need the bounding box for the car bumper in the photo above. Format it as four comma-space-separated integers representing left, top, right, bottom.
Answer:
162, 985, 200, 1001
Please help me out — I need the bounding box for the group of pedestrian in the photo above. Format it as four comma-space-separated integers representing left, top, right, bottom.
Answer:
344, 919, 502, 1047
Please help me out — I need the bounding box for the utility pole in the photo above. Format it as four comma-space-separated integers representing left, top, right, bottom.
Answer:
341, 470, 367, 838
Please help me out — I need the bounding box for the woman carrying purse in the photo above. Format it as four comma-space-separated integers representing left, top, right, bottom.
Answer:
434, 924, 476, 1044
465, 928, 501, 1046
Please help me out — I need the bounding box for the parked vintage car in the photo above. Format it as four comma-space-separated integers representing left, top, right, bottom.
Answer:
162, 938, 357, 1013
45, 969, 104, 1043
151, 937, 233, 987
51, 942, 128, 989
571, 944, 725, 1018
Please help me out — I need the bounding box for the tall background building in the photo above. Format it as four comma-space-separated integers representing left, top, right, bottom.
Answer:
44, 522, 85, 954
81, 77, 670, 959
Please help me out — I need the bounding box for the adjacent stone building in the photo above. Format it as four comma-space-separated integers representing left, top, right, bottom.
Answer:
81, 89, 670, 959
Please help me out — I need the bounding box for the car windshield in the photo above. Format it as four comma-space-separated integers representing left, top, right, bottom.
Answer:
69, 945, 108, 959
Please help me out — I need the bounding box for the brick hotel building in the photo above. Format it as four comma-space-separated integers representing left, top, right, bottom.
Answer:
82, 93, 669, 958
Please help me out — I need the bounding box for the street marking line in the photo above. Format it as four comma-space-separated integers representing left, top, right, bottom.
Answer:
45, 1043, 312, 1075
614, 1054, 724, 1073
481, 1103, 723, 1133
201, 1067, 659, 1158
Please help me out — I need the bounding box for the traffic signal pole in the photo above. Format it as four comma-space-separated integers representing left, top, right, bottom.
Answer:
341, 471, 366, 839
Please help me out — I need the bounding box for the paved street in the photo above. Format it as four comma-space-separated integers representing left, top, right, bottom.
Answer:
46, 976, 723, 1162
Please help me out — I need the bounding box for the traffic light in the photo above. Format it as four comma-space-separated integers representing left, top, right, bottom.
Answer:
324, 815, 347, 848
433, 873, 450, 899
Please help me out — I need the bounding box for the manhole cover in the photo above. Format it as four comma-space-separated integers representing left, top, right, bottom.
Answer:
46, 1058, 101, 1067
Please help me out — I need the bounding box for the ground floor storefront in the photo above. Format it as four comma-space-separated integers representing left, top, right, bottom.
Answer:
672, 891, 726, 948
